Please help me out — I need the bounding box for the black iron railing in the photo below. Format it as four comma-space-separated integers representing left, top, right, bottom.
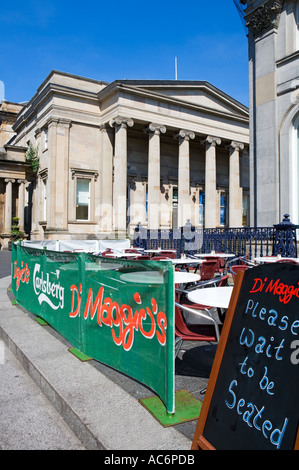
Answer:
133, 215, 298, 260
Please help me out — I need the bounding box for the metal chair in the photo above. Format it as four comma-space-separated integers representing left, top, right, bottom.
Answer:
177, 275, 229, 327
174, 300, 219, 357
230, 264, 249, 282
199, 259, 219, 280
205, 255, 225, 275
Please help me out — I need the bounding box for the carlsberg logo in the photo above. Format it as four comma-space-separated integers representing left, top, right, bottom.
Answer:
33, 264, 64, 310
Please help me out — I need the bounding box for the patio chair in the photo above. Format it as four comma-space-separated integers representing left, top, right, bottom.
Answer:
204, 255, 225, 275
238, 255, 256, 266
160, 250, 176, 259
101, 249, 115, 258
199, 259, 218, 280
230, 264, 249, 282
177, 275, 229, 325
176, 275, 229, 297
174, 302, 219, 357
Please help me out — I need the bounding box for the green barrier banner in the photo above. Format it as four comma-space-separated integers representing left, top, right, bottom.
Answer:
11, 244, 175, 413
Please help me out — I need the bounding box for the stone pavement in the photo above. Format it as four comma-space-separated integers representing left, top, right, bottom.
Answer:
0, 251, 216, 450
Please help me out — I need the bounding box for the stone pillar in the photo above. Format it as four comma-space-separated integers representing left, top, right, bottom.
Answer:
175, 129, 195, 227
47, 118, 58, 230
4, 178, 15, 233
203, 136, 221, 228
30, 179, 39, 235
145, 123, 166, 229
47, 118, 71, 232
99, 124, 113, 234
17, 179, 26, 231
229, 141, 244, 227
57, 119, 71, 230
109, 116, 134, 236
245, 1, 283, 226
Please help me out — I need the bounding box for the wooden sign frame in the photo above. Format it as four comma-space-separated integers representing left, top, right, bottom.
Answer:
191, 271, 299, 451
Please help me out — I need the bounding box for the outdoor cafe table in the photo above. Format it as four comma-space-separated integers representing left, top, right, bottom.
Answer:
102, 252, 142, 258
187, 286, 233, 310
170, 258, 204, 266
174, 272, 201, 284
144, 248, 177, 255
119, 270, 200, 285
194, 253, 236, 259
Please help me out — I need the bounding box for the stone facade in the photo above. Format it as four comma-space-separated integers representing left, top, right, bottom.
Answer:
242, 0, 299, 226
1, 71, 249, 245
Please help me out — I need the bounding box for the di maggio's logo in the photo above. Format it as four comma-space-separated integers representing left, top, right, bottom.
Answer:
13, 260, 30, 291
33, 263, 65, 310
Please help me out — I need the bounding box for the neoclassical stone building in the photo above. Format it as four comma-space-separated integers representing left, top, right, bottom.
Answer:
241, 0, 299, 226
0, 71, 249, 245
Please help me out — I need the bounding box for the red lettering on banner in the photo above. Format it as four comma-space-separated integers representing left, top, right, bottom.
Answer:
250, 277, 299, 305
69, 284, 168, 351
13, 260, 30, 291
69, 284, 82, 317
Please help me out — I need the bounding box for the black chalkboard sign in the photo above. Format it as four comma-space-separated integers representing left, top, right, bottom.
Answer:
192, 263, 299, 450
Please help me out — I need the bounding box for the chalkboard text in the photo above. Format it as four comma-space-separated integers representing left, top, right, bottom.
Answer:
250, 277, 299, 305
245, 299, 299, 336
225, 379, 288, 449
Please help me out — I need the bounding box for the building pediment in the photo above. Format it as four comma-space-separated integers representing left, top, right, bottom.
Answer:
136, 81, 248, 117
99, 80, 248, 122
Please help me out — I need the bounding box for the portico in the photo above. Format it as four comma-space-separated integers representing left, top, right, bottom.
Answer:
103, 114, 248, 235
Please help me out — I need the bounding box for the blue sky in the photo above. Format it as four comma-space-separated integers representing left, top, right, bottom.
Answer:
0, 0, 249, 106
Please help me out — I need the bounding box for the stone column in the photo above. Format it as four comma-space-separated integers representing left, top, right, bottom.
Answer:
47, 118, 71, 232
229, 141, 244, 227
203, 136, 221, 228
4, 178, 15, 233
175, 129, 195, 227
17, 179, 26, 231
144, 123, 166, 229
47, 118, 58, 230
30, 179, 39, 235
57, 119, 71, 230
109, 116, 134, 236
99, 124, 113, 234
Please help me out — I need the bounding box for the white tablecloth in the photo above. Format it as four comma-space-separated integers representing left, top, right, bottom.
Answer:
187, 286, 233, 309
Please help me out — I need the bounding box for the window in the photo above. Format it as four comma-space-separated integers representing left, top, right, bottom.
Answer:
172, 186, 178, 229
199, 190, 205, 226
126, 183, 131, 225
76, 178, 90, 221
242, 194, 249, 226
39, 169, 48, 223
44, 128, 48, 151
71, 169, 98, 223
220, 193, 228, 226
43, 179, 47, 221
